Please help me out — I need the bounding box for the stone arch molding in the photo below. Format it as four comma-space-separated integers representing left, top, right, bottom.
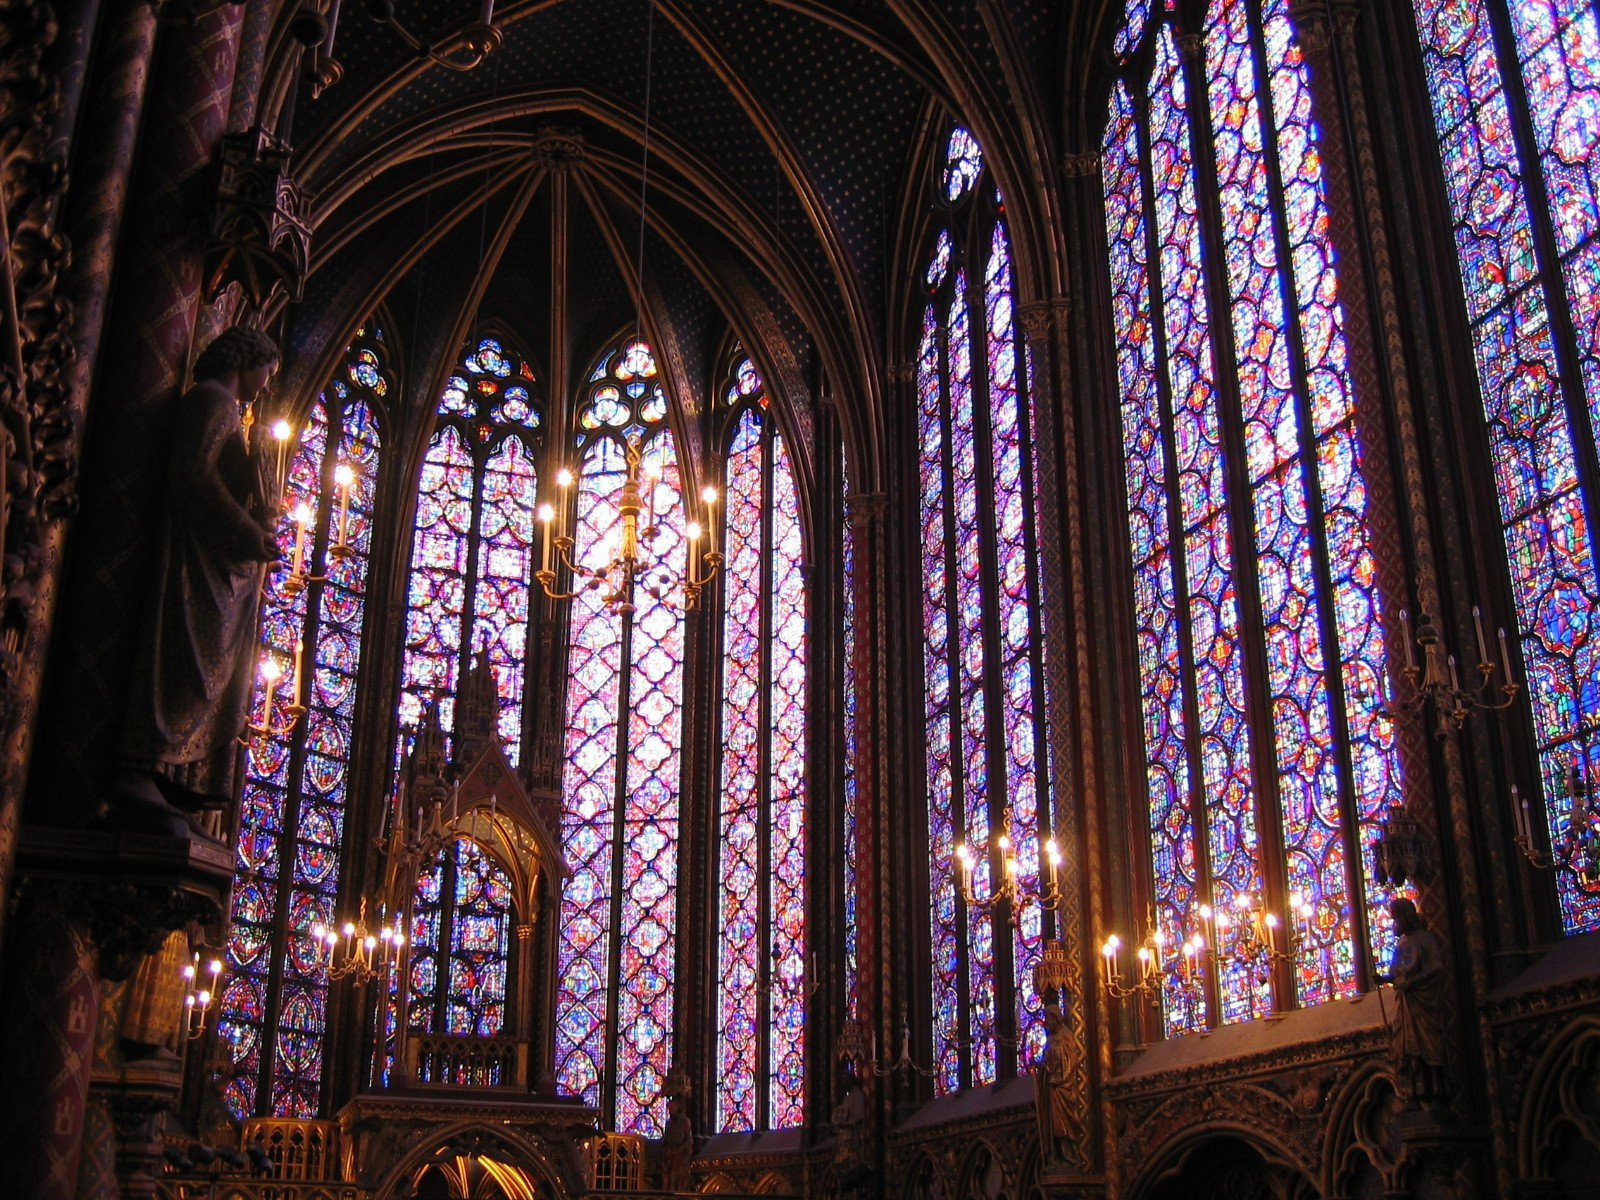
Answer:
1519, 1013, 1600, 1183
1320, 1061, 1405, 1199
1122, 1083, 1317, 1200
366, 1119, 584, 1200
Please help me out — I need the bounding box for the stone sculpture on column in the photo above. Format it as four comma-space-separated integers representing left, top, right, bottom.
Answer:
115, 325, 280, 830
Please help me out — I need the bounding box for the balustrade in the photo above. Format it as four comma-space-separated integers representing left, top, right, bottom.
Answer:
406, 1032, 528, 1088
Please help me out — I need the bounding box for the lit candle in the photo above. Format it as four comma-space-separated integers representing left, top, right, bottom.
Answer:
291, 503, 312, 575
273, 419, 293, 490
1182, 938, 1196, 984
258, 656, 283, 730
1103, 935, 1121, 980
538, 503, 555, 573
701, 485, 718, 553
1045, 838, 1060, 889
557, 468, 573, 540
1264, 911, 1279, 953
1473, 606, 1491, 666
645, 461, 661, 529
334, 463, 355, 548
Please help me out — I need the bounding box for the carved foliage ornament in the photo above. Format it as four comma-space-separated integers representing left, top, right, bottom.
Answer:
0, 1, 77, 725
203, 127, 311, 310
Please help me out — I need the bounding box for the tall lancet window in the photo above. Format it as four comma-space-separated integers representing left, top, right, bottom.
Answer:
1410, 0, 1600, 932
713, 355, 808, 1132
842, 442, 861, 1022
1102, 0, 1403, 1035
396, 336, 542, 767
919, 126, 1054, 1093
219, 325, 387, 1118
555, 340, 684, 1136
410, 837, 515, 1039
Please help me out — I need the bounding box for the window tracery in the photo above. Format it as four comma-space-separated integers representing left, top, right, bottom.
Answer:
713, 355, 808, 1132
396, 336, 542, 768
1102, 0, 1402, 1033
219, 325, 387, 1118
1410, 0, 1600, 932
554, 339, 683, 1137
920, 126, 1054, 1090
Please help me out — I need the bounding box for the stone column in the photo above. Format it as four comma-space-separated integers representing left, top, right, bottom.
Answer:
0, 895, 100, 1200
1017, 294, 1098, 1182
28, 1, 245, 818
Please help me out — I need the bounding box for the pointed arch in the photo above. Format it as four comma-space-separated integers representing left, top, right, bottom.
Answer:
218, 323, 389, 1118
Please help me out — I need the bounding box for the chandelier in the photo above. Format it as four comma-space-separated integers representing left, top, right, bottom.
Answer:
181, 950, 224, 1040
1512, 765, 1600, 885
1377, 605, 1518, 736
534, 436, 722, 613
242, 454, 364, 752
1099, 893, 1337, 1019
953, 826, 1065, 928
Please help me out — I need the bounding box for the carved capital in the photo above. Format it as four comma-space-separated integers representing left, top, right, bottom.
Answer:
1062, 151, 1101, 179
1016, 302, 1054, 344
844, 492, 887, 529
531, 126, 587, 170
1287, 0, 1335, 52
203, 126, 311, 309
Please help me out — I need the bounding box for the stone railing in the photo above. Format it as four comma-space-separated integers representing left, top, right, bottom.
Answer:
156, 1182, 361, 1200
240, 1117, 341, 1181
586, 1131, 647, 1190
406, 1032, 528, 1088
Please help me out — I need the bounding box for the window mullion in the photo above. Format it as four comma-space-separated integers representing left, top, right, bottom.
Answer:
458, 437, 489, 709
964, 235, 1018, 1076
1131, 69, 1220, 1031
604, 436, 634, 1129
1242, 0, 1370, 1004
756, 416, 778, 1127
435, 844, 460, 1032
256, 408, 340, 1113
1172, 18, 1288, 1020
935, 286, 973, 1087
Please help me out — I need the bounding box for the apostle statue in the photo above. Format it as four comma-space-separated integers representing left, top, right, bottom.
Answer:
661, 1095, 694, 1191
1037, 998, 1088, 1170
1384, 897, 1450, 1105
832, 1061, 871, 1198
117, 326, 281, 827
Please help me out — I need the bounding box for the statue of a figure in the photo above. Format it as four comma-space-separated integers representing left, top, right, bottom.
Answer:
831, 1061, 870, 1198
661, 1095, 693, 1191
1036, 999, 1087, 1169
1384, 897, 1450, 1105
117, 326, 280, 827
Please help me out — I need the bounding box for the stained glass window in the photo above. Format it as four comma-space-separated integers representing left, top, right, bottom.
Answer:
396, 336, 541, 768
218, 326, 386, 1118
713, 356, 808, 1132
919, 128, 1054, 1093
408, 838, 514, 1040
554, 340, 684, 1137
1410, 0, 1600, 932
842, 444, 861, 1022
1103, 1, 1403, 1034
